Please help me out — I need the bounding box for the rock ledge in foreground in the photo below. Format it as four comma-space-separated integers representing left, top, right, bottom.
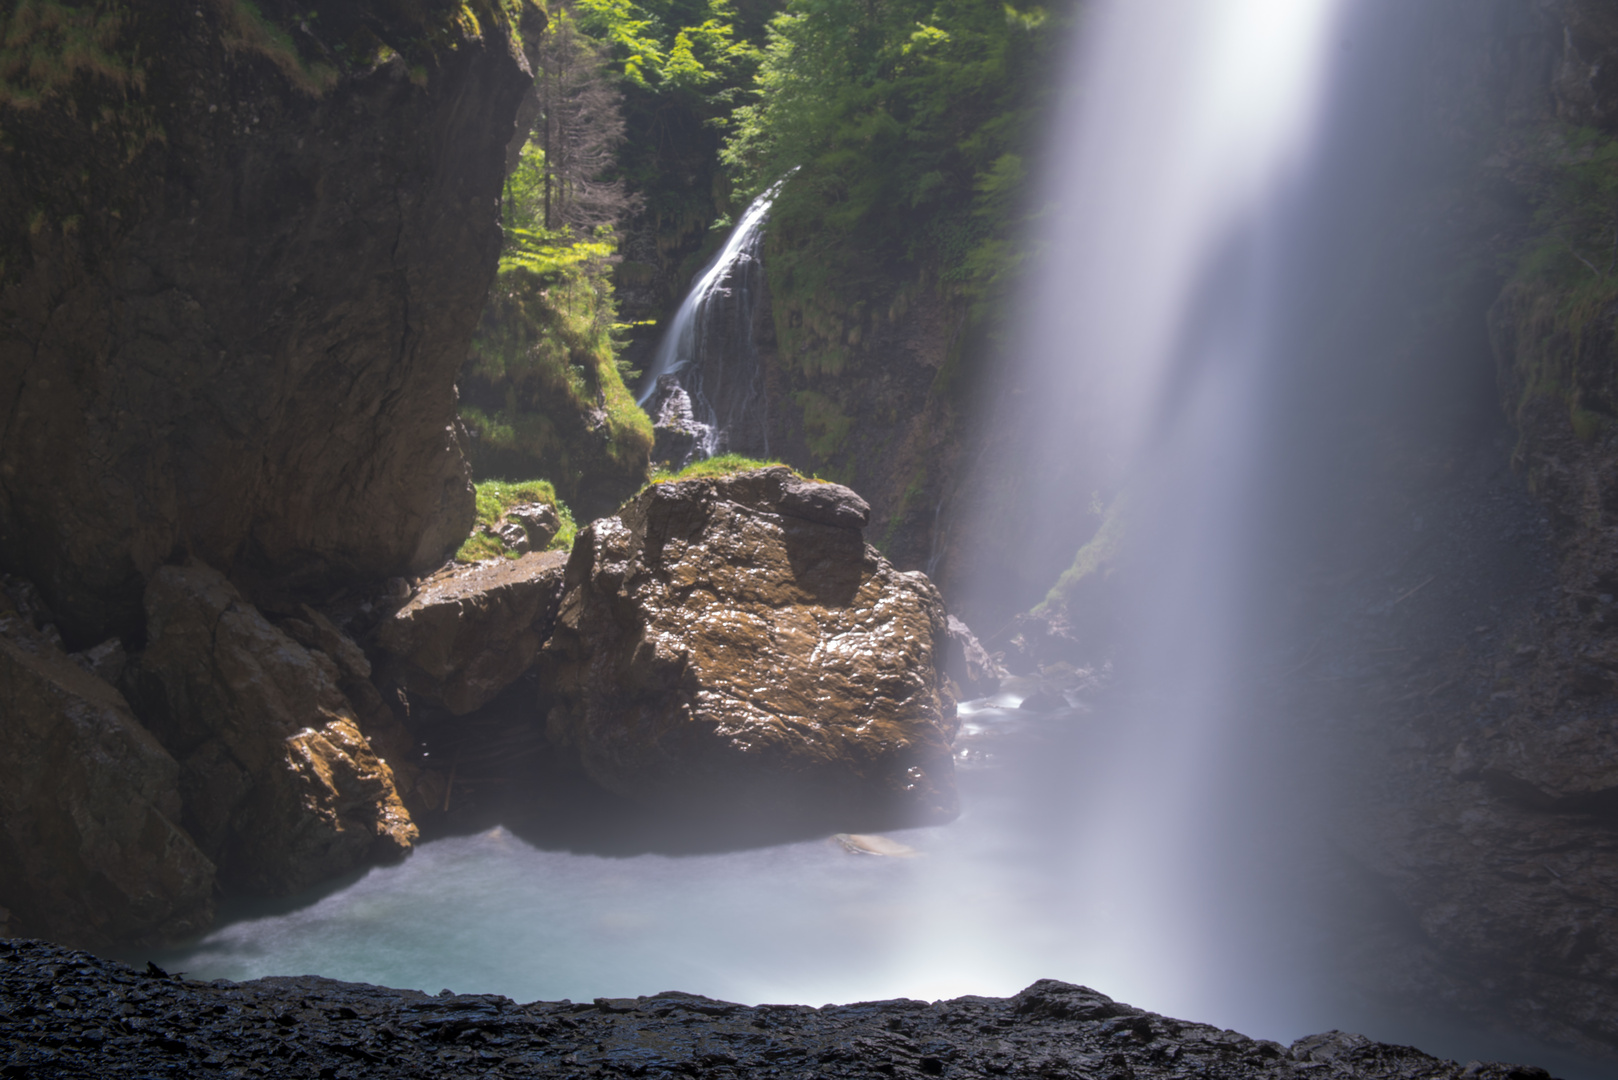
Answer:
0, 939, 1559, 1079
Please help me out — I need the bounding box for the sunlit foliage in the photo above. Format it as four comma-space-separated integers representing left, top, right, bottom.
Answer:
719, 0, 1061, 397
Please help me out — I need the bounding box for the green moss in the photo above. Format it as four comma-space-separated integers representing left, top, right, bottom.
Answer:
1035, 489, 1129, 615
792, 389, 852, 460
649, 453, 796, 483
454, 477, 578, 563
1496, 124, 1618, 441
221, 1, 339, 94
0, 1, 141, 110
1572, 404, 1608, 441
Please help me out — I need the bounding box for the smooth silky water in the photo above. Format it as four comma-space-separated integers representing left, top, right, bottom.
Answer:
139, 694, 1123, 1010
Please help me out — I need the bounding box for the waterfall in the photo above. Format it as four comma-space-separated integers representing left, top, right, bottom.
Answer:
637, 179, 787, 463
965, 0, 1348, 1035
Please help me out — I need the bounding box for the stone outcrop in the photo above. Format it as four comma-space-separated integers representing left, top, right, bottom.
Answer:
0, 1, 536, 644
0, 601, 214, 949
375, 550, 568, 715
648, 375, 711, 471
939, 614, 1006, 699
541, 467, 959, 829
125, 564, 415, 896
0, 939, 1560, 1080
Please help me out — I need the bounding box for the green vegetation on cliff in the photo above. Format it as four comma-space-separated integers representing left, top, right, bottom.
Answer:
575, 0, 766, 296
456, 478, 578, 561
1494, 124, 1618, 447
650, 452, 789, 482
722, 0, 1058, 386
461, 52, 654, 516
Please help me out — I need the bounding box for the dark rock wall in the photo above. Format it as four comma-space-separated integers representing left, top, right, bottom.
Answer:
0, 1, 534, 644
755, 276, 976, 592
1212, 0, 1618, 1063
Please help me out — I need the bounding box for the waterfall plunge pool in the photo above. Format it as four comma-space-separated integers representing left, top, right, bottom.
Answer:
137, 694, 1103, 1012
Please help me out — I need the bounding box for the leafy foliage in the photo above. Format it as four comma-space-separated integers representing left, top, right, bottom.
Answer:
462, 123, 653, 516
646, 0, 1066, 485
572, 0, 769, 315
722, 0, 1060, 377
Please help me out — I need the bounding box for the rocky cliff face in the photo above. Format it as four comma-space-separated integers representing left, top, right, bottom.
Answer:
1267, 0, 1618, 1063
0, 0, 537, 942
0, 0, 536, 644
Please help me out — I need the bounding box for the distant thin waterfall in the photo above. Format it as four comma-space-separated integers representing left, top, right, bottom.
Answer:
637, 179, 787, 462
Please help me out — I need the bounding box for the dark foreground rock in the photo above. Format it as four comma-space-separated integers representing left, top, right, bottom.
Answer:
0, 939, 1555, 1080
124, 564, 416, 897
541, 467, 959, 830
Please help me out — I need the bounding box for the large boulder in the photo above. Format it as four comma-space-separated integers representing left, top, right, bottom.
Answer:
541, 467, 959, 829
375, 550, 569, 715
0, 600, 214, 948
126, 564, 416, 895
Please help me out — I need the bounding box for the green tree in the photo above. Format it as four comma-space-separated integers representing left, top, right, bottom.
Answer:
721, 0, 1062, 373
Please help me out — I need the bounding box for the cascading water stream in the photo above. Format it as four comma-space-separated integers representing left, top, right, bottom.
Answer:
637, 178, 787, 461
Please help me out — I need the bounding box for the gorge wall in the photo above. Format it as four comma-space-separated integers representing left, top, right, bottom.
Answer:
0, 0, 538, 945
0, 0, 536, 645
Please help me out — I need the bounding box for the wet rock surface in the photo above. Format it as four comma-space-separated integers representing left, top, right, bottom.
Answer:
0, 939, 1557, 1080
125, 564, 416, 896
1305, 0, 1618, 1060
649, 375, 713, 471
541, 467, 959, 830
376, 551, 568, 716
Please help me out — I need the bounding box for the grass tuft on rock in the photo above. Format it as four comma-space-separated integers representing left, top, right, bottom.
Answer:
455, 479, 577, 563
649, 454, 805, 484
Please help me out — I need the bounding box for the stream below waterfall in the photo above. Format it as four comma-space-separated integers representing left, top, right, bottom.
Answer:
125, 679, 1588, 1078
137, 692, 1102, 1010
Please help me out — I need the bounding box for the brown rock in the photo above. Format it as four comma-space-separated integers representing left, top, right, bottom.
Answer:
541, 467, 959, 829
278, 604, 373, 682
0, 611, 214, 948
0, 4, 535, 644
510, 503, 562, 550
375, 550, 568, 715
127, 564, 415, 895
941, 614, 1007, 698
